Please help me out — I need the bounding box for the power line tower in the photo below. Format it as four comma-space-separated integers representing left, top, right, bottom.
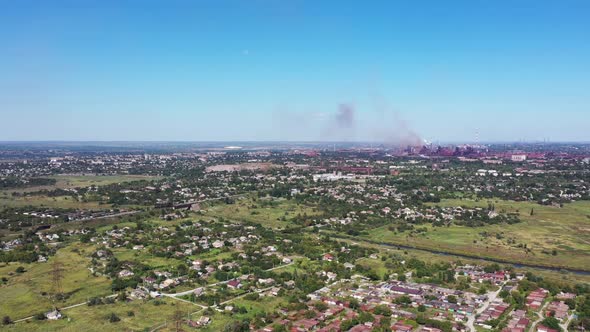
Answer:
51, 259, 64, 300
172, 304, 184, 332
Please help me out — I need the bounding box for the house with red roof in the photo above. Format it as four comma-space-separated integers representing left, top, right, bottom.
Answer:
536, 325, 559, 332
392, 321, 414, 332
323, 253, 335, 262
227, 279, 242, 289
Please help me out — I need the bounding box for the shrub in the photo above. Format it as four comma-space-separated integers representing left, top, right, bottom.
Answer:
108, 313, 120, 323
2, 316, 12, 325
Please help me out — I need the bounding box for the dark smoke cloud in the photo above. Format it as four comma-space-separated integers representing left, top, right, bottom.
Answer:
334, 104, 354, 129
272, 99, 422, 146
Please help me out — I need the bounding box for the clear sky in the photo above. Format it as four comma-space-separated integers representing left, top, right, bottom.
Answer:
1, 0, 589, 142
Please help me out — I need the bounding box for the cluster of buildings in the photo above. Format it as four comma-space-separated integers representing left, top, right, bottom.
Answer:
502, 309, 530, 332
456, 265, 514, 285
526, 288, 549, 310
475, 299, 510, 328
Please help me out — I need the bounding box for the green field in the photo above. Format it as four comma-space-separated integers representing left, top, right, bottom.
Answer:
1, 175, 160, 194
0, 175, 160, 209
203, 197, 320, 229
361, 199, 590, 271
49, 175, 160, 189
0, 243, 112, 321
0, 195, 107, 210
334, 235, 590, 286
4, 298, 197, 332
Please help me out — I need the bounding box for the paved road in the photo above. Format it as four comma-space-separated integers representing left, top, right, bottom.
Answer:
529, 301, 550, 332
466, 282, 507, 332
560, 313, 574, 331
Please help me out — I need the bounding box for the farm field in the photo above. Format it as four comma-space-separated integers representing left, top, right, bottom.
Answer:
0, 243, 111, 321
361, 199, 590, 271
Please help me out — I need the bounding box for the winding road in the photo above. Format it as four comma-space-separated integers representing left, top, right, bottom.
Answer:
466, 281, 507, 332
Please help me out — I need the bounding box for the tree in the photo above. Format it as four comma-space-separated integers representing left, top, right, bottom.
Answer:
395, 295, 412, 305
2, 316, 12, 325
348, 297, 360, 309
108, 313, 120, 323
314, 301, 328, 312
34, 313, 47, 321
358, 311, 374, 323
340, 320, 356, 331
177, 263, 188, 276
374, 304, 392, 316
223, 320, 250, 332
540, 317, 561, 331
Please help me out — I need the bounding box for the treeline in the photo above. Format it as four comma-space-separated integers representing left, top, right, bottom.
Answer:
0, 177, 56, 189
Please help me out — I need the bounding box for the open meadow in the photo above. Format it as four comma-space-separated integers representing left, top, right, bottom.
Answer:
202, 197, 320, 229
0, 174, 160, 209
0, 243, 112, 321
2, 298, 197, 332
361, 199, 590, 271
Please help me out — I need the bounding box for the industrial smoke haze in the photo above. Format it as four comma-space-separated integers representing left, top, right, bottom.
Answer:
274, 102, 422, 146
374, 112, 423, 147
334, 104, 354, 129
368, 93, 423, 147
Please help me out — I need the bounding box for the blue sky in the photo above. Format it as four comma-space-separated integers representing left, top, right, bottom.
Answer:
1, 0, 589, 142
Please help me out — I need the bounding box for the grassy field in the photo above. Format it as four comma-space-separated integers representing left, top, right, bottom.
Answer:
50, 175, 160, 188
0, 195, 107, 210
355, 256, 390, 279
203, 197, 320, 229
111, 248, 179, 271
333, 235, 590, 286
0, 243, 112, 321
4, 298, 197, 332
1, 175, 160, 195
0, 174, 160, 209
360, 199, 590, 271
